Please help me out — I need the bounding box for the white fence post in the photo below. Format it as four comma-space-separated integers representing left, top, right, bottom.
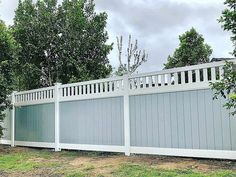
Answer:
11, 91, 17, 147
54, 83, 61, 151
123, 74, 130, 156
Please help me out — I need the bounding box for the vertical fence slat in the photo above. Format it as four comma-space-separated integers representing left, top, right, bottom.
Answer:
219, 66, 224, 80
174, 72, 178, 85
87, 84, 90, 94
161, 75, 165, 86
148, 76, 152, 87
142, 77, 146, 88
100, 82, 104, 93
131, 79, 135, 89
71, 86, 74, 96
211, 67, 216, 81
167, 74, 171, 85
137, 78, 141, 89
108, 82, 112, 92
75, 86, 78, 96
203, 68, 208, 82
181, 71, 185, 84
83, 85, 86, 95
91, 84, 94, 94
188, 70, 192, 83
154, 75, 158, 87
195, 69, 200, 82
114, 81, 117, 92
79, 85, 82, 95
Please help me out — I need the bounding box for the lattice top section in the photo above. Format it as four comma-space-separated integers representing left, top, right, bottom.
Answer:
13, 59, 236, 106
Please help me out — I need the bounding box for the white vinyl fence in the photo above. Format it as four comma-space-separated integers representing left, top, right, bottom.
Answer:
1, 59, 236, 160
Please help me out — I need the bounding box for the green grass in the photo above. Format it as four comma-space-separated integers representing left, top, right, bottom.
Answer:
66, 171, 87, 177
0, 151, 61, 172
113, 164, 236, 177
0, 153, 39, 171
0, 147, 236, 177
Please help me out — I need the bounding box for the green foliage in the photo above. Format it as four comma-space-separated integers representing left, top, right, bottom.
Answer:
114, 163, 236, 177
164, 28, 212, 69
219, 0, 236, 56
210, 0, 236, 117
0, 20, 18, 138
13, 0, 112, 90
210, 61, 236, 115
0, 151, 61, 172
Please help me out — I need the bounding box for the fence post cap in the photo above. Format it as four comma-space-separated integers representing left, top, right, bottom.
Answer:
11, 91, 17, 95
54, 83, 62, 86
123, 74, 130, 78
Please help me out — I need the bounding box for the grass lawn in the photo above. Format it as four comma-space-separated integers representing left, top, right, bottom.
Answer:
0, 145, 236, 177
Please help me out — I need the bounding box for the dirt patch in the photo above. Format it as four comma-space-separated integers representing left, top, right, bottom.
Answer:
67, 154, 236, 175
0, 145, 34, 154
1, 145, 236, 176
69, 156, 128, 176
127, 155, 236, 173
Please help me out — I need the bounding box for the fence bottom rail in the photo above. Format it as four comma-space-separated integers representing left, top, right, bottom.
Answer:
1, 140, 236, 160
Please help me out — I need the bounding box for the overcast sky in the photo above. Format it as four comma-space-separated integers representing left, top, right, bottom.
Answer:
0, 0, 233, 72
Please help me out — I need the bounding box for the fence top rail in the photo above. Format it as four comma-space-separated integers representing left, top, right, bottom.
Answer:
15, 86, 55, 96
129, 59, 236, 79
60, 76, 124, 89
14, 59, 236, 96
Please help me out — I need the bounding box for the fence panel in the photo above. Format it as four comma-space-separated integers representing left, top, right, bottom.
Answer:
129, 89, 236, 151
60, 97, 124, 146
15, 103, 55, 145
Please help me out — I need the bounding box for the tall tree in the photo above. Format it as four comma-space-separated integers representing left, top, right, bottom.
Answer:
164, 28, 212, 69
0, 20, 18, 138
115, 35, 148, 76
219, 0, 236, 56
13, 0, 112, 90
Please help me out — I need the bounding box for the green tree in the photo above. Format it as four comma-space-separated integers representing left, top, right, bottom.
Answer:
219, 0, 236, 56
210, 0, 236, 116
13, 0, 112, 90
164, 28, 212, 69
210, 61, 236, 115
0, 20, 18, 138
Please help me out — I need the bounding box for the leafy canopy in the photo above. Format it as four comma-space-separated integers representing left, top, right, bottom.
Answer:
219, 0, 236, 56
164, 28, 212, 69
0, 20, 17, 138
13, 0, 112, 90
210, 0, 236, 116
